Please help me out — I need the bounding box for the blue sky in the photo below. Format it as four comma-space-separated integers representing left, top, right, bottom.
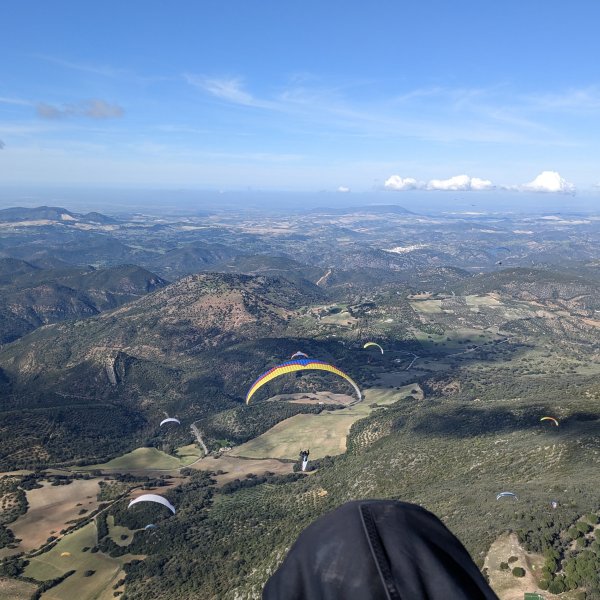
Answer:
1, 0, 599, 192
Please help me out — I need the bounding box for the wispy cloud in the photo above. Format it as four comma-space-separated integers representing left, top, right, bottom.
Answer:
124, 139, 303, 163
0, 139, 5, 149
525, 87, 600, 112
36, 99, 124, 120
155, 124, 252, 137
0, 121, 59, 135
183, 74, 586, 146
0, 96, 33, 107
183, 74, 277, 109
33, 54, 170, 85
34, 54, 128, 78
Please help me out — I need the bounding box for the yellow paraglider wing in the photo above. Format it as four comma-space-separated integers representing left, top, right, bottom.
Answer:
363, 342, 384, 354
540, 416, 559, 426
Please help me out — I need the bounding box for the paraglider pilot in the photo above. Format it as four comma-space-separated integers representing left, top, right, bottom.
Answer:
263, 500, 499, 599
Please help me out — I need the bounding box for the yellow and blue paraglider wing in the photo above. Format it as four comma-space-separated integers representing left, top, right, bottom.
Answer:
245, 359, 361, 404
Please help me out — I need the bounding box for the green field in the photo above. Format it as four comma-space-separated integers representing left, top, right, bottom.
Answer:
410, 298, 444, 313
24, 521, 142, 600
412, 326, 500, 351
174, 444, 203, 463
319, 306, 356, 326
80, 445, 202, 472
464, 294, 503, 308
229, 385, 419, 460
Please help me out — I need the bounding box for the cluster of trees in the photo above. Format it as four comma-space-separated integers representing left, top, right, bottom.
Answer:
517, 512, 600, 595
0, 526, 16, 549
220, 472, 305, 495
0, 402, 148, 471
18, 473, 45, 490
559, 544, 600, 596
0, 475, 29, 549
97, 474, 169, 502
0, 555, 28, 578
117, 471, 312, 599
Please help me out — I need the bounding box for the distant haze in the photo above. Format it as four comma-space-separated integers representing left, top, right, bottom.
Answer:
0, 186, 598, 216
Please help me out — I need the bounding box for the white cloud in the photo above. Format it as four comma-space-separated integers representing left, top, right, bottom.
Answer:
384, 175, 420, 190
337, 186, 350, 192
384, 172, 578, 193
470, 177, 495, 190
523, 171, 575, 193
385, 173, 494, 191
427, 174, 494, 191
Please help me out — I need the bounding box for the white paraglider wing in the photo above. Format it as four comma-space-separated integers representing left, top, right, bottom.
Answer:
128, 494, 176, 514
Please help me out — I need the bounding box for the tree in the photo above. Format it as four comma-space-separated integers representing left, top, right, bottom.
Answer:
577, 522, 592, 535
544, 556, 558, 574
548, 576, 566, 594
511, 567, 525, 578
586, 513, 599, 525
565, 576, 578, 591
569, 526, 583, 540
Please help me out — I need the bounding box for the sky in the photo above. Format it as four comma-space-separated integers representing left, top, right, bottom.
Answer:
1, 0, 600, 194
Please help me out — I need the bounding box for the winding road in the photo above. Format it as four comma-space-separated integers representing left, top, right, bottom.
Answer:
190, 423, 209, 456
